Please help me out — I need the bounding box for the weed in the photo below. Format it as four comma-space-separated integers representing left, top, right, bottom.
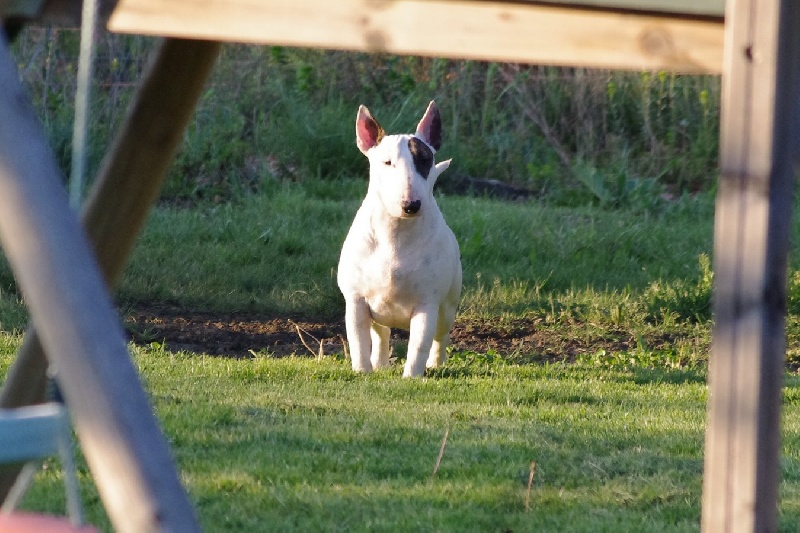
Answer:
644, 254, 713, 324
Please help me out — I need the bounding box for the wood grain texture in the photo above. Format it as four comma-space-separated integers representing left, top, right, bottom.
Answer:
3, 0, 728, 20
108, 0, 724, 73
701, 1, 800, 531
0, 40, 220, 517
82, 39, 221, 285
0, 38, 201, 533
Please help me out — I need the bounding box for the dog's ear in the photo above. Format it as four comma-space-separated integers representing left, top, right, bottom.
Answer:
356, 105, 385, 154
428, 158, 451, 186
415, 101, 441, 152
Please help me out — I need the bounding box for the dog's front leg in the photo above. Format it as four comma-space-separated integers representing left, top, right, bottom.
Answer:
370, 322, 391, 369
428, 302, 457, 368
344, 297, 372, 372
428, 333, 449, 369
403, 305, 438, 377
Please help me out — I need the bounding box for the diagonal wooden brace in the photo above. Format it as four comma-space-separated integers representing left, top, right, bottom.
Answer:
0, 37, 220, 531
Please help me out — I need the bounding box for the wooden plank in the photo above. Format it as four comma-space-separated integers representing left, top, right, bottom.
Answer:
0, 0, 728, 27
83, 39, 221, 289
701, 0, 800, 531
0, 335, 48, 410
108, 0, 724, 73
0, 38, 201, 533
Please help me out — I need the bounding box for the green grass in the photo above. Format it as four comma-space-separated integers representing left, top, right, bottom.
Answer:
144, 352, 711, 532
3, 345, 799, 532
105, 179, 713, 370
0, 163, 798, 531
97, 179, 711, 363
0, 176, 737, 372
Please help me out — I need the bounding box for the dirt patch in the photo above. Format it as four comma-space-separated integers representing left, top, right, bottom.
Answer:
124, 304, 643, 362
125, 305, 342, 358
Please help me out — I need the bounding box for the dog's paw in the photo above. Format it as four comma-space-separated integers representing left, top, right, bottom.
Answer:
402, 365, 425, 378
351, 362, 373, 374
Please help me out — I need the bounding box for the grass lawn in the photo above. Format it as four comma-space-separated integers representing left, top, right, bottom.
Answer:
2, 346, 799, 532
1, 182, 800, 531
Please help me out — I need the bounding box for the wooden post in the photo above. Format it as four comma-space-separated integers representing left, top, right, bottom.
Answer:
0, 37, 205, 532
701, 1, 800, 531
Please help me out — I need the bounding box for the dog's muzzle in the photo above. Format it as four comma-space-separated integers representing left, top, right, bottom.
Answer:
401, 200, 421, 215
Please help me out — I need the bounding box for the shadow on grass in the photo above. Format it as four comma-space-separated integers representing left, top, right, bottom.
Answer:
631, 368, 706, 386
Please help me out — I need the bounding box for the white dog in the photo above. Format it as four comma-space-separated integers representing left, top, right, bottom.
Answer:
337, 101, 462, 377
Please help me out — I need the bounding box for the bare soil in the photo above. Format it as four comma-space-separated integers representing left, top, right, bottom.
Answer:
123, 304, 646, 362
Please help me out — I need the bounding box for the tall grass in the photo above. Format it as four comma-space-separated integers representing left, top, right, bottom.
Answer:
10, 28, 720, 205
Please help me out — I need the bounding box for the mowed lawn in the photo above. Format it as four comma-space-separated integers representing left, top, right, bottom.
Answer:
1, 184, 800, 531
2, 346, 799, 532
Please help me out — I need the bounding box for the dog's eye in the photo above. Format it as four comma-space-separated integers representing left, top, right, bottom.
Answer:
383, 160, 392, 166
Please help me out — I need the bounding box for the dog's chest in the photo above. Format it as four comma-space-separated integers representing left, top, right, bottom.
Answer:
338, 215, 454, 325
359, 247, 437, 327
359, 238, 434, 297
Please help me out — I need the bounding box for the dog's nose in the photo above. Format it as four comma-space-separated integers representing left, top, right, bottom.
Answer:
402, 200, 421, 215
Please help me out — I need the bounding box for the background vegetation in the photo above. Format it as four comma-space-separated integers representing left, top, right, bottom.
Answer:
10, 29, 720, 205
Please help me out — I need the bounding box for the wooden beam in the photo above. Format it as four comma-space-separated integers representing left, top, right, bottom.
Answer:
108, 0, 724, 73
0, 38, 202, 533
701, 1, 800, 531
0, 1, 729, 22
83, 39, 221, 287
0, 335, 48, 410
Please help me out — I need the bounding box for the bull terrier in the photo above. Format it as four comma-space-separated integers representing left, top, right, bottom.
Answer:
337, 101, 462, 377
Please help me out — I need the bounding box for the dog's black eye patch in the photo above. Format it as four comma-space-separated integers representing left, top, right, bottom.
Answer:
408, 137, 433, 179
